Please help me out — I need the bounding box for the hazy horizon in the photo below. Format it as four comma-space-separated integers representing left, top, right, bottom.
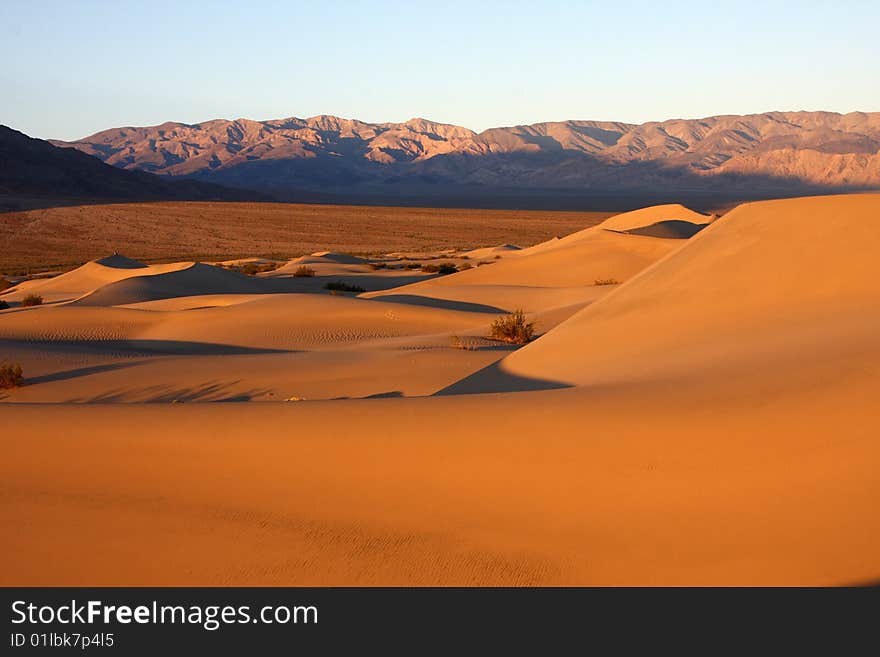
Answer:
3, 0, 879, 141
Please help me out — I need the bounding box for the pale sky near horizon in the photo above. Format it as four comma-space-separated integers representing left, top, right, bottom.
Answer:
2, 0, 878, 141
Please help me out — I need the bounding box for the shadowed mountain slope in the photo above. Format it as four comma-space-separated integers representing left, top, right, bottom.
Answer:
0, 125, 266, 202
53, 112, 880, 198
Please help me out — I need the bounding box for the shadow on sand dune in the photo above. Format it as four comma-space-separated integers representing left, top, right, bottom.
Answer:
13, 339, 294, 356
436, 361, 571, 395
605, 219, 709, 239
367, 294, 506, 314
25, 361, 145, 385
65, 380, 273, 403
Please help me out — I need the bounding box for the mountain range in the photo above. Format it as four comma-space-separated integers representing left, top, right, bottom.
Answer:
51, 111, 880, 202
0, 125, 263, 205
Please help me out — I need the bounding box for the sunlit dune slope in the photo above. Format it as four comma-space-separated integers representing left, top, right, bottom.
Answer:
366, 204, 704, 311
72, 262, 265, 306
0, 256, 190, 304
455, 193, 880, 392
595, 203, 711, 232
0, 293, 490, 350
2, 195, 879, 586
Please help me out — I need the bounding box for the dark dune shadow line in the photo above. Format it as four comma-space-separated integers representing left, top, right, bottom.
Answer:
14, 339, 294, 356
364, 390, 404, 399
842, 577, 880, 588
261, 274, 429, 294
66, 380, 273, 403
435, 361, 572, 396
26, 361, 144, 385
368, 294, 507, 314
604, 219, 709, 239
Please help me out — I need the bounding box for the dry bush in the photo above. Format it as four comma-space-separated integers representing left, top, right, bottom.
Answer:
450, 335, 478, 351
370, 262, 388, 270
489, 309, 536, 345
0, 300, 8, 310
239, 262, 277, 276
594, 278, 621, 286
0, 362, 24, 389
293, 266, 316, 277
324, 281, 366, 293
21, 294, 43, 307
423, 262, 458, 275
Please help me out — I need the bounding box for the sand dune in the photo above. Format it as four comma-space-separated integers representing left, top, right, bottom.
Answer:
2, 256, 190, 304
455, 194, 880, 392
365, 205, 705, 312
594, 203, 711, 232
460, 244, 522, 259
73, 262, 265, 306
3, 195, 878, 586
1, 293, 492, 351
270, 251, 372, 276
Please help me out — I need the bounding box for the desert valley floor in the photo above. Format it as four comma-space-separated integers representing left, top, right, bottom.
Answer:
2, 193, 879, 585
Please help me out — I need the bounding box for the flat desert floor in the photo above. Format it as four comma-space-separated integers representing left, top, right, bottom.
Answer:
1, 195, 878, 585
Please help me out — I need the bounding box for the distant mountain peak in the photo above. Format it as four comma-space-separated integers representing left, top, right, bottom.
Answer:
49, 111, 880, 197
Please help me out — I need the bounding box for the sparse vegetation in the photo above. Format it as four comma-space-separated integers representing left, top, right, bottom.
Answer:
21, 294, 43, 307
0, 300, 8, 310
450, 335, 478, 351
422, 262, 458, 275
293, 265, 316, 277
324, 281, 366, 293
0, 362, 24, 389
239, 262, 277, 276
405, 263, 421, 269
594, 278, 621, 286
370, 262, 388, 270
0, 202, 611, 273
489, 309, 536, 345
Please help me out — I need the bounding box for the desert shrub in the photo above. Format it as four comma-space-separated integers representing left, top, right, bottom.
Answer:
594, 278, 621, 286
0, 362, 24, 389
21, 294, 43, 307
0, 300, 8, 310
423, 262, 458, 275
324, 281, 366, 293
239, 262, 277, 276
405, 263, 421, 269
370, 262, 388, 270
293, 266, 316, 278
489, 309, 535, 345
450, 335, 477, 351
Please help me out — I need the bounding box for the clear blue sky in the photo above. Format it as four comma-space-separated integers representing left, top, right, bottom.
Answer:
2, 0, 878, 140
